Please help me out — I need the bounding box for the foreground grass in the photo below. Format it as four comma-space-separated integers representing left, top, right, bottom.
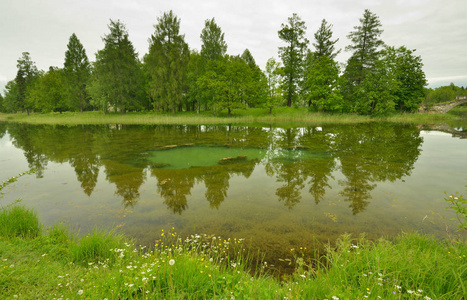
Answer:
0, 107, 463, 126
1, 205, 466, 299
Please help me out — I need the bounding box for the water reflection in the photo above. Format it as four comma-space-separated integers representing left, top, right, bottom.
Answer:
3, 123, 425, 214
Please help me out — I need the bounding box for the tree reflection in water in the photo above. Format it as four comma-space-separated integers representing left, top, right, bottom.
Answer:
3, 122, 423, 214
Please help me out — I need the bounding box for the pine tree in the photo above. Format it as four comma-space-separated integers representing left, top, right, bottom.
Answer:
64, 33, 91, 112
15, 52, 39, 114
145, 10, 189, 113
278, 13, 309, 107
313, 19, 340, 60
90, 20, 144, 114
344, 9, 385, 86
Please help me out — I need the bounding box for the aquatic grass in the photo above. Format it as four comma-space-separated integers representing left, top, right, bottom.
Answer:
0, 205, 41, 239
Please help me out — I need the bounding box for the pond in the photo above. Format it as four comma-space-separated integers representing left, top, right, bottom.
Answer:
0, 122, 466, 274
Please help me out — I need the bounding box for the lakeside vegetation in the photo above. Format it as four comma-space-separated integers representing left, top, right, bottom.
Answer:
0, 107, 464, 127
1, 173, 467, 299
1, 203, 466, 299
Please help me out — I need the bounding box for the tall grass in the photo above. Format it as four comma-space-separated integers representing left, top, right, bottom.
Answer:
0, 205, 41, 239
0, 108, 462, 126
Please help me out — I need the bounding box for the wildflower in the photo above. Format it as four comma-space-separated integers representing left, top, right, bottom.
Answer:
169, 259, 175, 265
407, 290, 414, 294
77, 290, 84, 295
424, 297, 432, 300
331, 296, 339, 300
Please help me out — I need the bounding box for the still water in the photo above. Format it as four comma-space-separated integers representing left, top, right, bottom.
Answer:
1, 122, 466, 271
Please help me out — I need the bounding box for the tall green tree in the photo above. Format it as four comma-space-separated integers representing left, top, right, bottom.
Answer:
240, 49, 267, 108
63, 33, 91, 112
304, 19, 342, 112
344, 9, 385, 87
26, 67, 67, 113
2, 80, 19, 113
313, 19, 340, 60
200, 18, 227, 61
264, 57, 283, 114
278, 13, 309, 107
305, 55, 343, 112
89, 19, 144, 114
196, 18, 229, 112
352, 56, 398, 116
0, 93, 4, 112
145, 10, 190, 113
385, 46, 426, 112
15, 52, 39, 114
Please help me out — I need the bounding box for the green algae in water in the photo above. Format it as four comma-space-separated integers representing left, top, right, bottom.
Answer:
147, 146, 330, 169
148, 146, 266, 169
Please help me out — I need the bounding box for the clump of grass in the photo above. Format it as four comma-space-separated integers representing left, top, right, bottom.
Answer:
70, 229, 128, 266
0, 205, 41, 239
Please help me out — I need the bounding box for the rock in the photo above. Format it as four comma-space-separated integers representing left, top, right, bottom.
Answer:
219, 155, 247, 164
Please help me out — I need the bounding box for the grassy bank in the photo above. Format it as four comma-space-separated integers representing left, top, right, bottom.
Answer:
0, 107, 463, 126
1, 204, 466, 299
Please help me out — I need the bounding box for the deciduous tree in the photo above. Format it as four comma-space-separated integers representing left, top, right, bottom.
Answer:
200, 18, 227, 61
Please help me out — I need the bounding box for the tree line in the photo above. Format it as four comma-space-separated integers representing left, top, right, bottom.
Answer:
424, 83, 467, 107
0, 9, 428, 116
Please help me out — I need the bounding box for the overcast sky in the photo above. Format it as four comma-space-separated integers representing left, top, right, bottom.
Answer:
1, 0, 466, 94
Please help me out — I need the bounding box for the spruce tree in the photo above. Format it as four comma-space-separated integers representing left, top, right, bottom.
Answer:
145, 10, 189, 113
64, 33, 91, 112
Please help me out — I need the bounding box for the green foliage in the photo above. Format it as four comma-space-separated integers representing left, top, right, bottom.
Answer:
385, 46, 427, 112
15, 52, 39, 113
89, 19, 145, 114
1, 80, 19, 113
63, 33, 91, 112
278, 13, 309, 107
200, 18, 227, 61
26, 67, 68, 113
264, 57, 284, 114
344, 9, 385, 104
352, 56, 398, 116
145, 10, 190, 113
312, 19, 340, 60
304, 32, 343, 113
345, 9, 385, 72
425, 83, 467, 106
445, 188, 467, 234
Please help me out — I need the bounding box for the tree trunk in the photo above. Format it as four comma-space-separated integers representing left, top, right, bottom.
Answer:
228, 108, 231, 117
